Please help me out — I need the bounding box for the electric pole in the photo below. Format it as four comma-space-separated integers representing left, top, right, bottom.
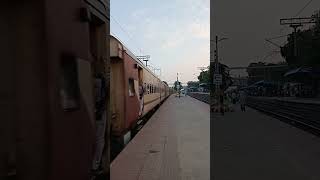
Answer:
213, 35, 229, 114
215, 36, 219, 93
137, 55, 150, 66
177, 72, 181, 97
280, 17, 317, 57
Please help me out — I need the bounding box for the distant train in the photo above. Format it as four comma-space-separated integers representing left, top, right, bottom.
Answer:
110, 35, 170, 155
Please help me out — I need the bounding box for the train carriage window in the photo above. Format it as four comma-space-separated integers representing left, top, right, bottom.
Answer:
60, 53, 80, 111
146, 84, 148, 94
147, 84, 150, 94
150, 84, 152, 94
144, 83, 147, 95
128, 78, 135, 97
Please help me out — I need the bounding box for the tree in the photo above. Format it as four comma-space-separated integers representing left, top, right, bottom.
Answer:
198, 71, 210, 84
208, 63, 232, 90
174, 81, 181, 91
187, 81, 199, 88
281, 12, 320, 67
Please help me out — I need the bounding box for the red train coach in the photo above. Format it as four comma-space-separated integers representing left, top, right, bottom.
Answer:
110, 35, 169, 156
2, 0, 111, 179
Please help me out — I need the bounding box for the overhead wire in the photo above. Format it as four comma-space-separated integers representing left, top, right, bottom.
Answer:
294, 0, 314, 17
110, 15, 145, 55
269, 0, 314, 51
110, 14, 166, 80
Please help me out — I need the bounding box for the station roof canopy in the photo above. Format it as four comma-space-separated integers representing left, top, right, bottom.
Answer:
284, 67, 320, 77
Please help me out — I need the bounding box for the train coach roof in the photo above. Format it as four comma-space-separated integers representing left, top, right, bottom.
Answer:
110, 35, 167, 85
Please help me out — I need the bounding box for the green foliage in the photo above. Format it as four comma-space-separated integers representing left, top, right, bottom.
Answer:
174, 81, 182, 91
199, 64, 232, 91
198, 68, 210, 84
187, 81, 199, 88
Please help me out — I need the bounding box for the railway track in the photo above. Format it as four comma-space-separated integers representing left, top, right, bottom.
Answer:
247, 97, 320, 135
187, 92, 210, 104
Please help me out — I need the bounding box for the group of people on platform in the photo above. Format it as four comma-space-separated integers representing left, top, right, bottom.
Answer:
216, 90, 247, 115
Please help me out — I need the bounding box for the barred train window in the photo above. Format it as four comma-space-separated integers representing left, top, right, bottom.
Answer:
144, 83, 147, 95
128, 78, 135, 97
60, 53, 80, 111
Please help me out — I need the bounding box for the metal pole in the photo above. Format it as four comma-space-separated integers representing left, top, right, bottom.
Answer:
215, 35, 219, 96
177, 73, 180, 98
293, 26, 298, 57
216, 38, 220, 73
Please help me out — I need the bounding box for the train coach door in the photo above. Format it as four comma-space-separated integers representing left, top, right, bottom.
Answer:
160, 82, 162, 101
138, 67, 144, 116
88, 12, 110, 178
138, 67, 143, 83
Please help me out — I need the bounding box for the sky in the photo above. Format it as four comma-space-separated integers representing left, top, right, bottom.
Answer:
110, 0, 210, 85
213, 0, 320, 77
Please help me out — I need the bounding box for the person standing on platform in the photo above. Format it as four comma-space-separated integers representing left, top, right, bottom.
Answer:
138, 81, 145, 117
239, 90, 247, 112
231, 91, 236, 104
219, 91, 224, 115
92, 73, 107, 178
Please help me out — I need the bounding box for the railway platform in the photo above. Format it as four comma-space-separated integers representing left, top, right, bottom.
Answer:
111, 95, 210, 180
213, 105, 320, 180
